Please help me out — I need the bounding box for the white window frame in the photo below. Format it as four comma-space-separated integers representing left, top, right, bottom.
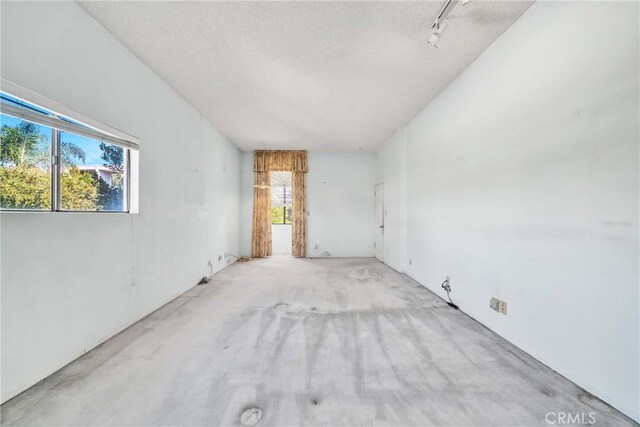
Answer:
0, 79, 139, 213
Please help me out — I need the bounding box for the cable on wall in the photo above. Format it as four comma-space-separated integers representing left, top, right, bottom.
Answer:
441, 278, 459, 310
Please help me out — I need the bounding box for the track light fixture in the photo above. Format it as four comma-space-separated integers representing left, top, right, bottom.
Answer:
427, 20, 447, 48
427, 0, 473, 48
427, 33, 440, 48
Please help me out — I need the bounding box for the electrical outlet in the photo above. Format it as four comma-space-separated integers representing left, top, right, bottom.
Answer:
499, 300, 507, 315
218, 254, 222, 261
490, 297, 507, 315
409, 259, 412, 266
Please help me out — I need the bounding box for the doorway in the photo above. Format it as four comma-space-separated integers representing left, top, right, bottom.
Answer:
271, 171, 292, 255
375, 183, 384, 261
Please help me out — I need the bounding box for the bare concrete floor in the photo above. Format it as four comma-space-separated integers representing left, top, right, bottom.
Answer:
2, 257, 636, 426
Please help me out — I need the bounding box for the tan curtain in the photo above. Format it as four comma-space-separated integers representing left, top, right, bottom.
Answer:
251, 171, 272, 258
254, 150, 308, 172
251, 150, 307, 258
291, 171, 306, 257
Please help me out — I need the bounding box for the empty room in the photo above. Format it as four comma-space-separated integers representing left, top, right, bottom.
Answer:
0, 0, 638, 426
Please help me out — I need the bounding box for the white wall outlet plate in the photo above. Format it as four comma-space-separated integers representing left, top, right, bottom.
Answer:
499, 300, 507, 315
490, 297, 500, 312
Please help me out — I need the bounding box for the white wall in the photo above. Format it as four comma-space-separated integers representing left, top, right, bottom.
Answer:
376, 1, 639, 421
375, 128, 407, 270
240, 151, 376, 257
0, 1, 241, 403
272, 225, 292, 255
306, 152, 375, 257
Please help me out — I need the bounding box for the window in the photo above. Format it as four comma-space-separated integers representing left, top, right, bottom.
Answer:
271, 171, 292, 224
0, 84, 138, 212
0, 115, 52, 210
59, 132, 127, 211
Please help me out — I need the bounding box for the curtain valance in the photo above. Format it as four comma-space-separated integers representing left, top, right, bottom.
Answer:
254, 150, 308, 172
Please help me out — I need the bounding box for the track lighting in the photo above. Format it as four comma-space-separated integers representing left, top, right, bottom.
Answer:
435, 21, 448, 34
427, 33, 440, 47
427, 0, 473, 48
427, 21, 447, 48
427, 33, 440, 48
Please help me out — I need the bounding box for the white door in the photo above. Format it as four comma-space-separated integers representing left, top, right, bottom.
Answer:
375, 183, 384, 261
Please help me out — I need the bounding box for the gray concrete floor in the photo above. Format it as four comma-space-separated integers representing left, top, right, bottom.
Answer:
1, 257, 636, 426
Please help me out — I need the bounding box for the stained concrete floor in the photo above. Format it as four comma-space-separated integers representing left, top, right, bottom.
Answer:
1, 257, 636, 426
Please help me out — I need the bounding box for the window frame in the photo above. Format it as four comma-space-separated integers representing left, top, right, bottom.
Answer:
0, 79, 139, 214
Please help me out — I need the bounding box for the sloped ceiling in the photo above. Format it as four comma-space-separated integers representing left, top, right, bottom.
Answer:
79, 1, 533, 151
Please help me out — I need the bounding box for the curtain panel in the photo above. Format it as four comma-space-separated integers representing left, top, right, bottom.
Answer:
251, 150, 307, 258
251, 171, 272, 258
291, 171, 306, 257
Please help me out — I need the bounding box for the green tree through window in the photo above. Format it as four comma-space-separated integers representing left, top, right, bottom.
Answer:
271, 171, 292, 224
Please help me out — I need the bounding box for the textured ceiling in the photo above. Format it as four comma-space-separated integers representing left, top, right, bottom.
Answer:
79, 1, 533, 151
